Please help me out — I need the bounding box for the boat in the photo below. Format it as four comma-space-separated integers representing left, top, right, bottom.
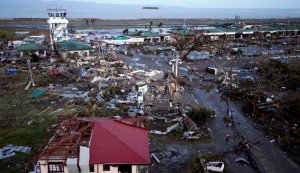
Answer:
142, 7, 159, 10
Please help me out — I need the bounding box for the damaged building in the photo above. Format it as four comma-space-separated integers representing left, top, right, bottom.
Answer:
36, 118, 150, 173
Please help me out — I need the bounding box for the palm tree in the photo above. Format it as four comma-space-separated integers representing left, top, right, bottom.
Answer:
149, 20, 153, 31
123, 28, 129, 35
85, 19, 89, 26
91, 19, 96, 27
158, 22, 163, 32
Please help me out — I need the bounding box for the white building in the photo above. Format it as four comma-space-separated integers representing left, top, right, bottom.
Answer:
22, 35, 45, 44
101, 36, 144, 46
47, 8, 69, 45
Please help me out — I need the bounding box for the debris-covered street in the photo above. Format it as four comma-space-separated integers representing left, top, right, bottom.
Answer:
1, 3, 300, 173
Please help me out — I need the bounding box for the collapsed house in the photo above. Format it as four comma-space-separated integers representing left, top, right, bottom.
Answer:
36, 118, 150, 173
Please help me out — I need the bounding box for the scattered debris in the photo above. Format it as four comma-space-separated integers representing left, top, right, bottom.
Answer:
206, 161, 225, 172
235, 157, 250, 165
31, 88, 46, 99
0, 144, 31, 159
151, 153, 160, 163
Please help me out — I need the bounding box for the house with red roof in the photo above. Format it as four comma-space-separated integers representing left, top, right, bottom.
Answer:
37, 118, 149, 173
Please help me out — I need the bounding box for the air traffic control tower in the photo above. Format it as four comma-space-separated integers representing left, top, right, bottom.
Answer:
47, 8, 69, 46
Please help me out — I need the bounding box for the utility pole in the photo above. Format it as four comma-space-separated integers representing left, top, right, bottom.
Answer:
171, 49, 178, 77
101, 44, 105, 60
172, 49, 175, 73
124, 43, 127, 55
175, 54, 178, 77
297, 35, 300, 50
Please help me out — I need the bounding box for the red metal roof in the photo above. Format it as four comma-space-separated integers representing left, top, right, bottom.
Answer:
89, 119, 150, 164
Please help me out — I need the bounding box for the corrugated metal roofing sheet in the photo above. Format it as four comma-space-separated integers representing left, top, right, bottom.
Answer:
142, 31, 160, 37
56, 41, 93, 50
174, 29, 196, 35
114, 36, 127, 40
207, 27, 300, 34
89, 119, 150, 164
16, 43, 50, 52
126, 31, 141, 36
31, 88, 46, 98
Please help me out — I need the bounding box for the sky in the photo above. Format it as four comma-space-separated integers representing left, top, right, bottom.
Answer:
1, 0, 300, 19
63, 0, 300, 8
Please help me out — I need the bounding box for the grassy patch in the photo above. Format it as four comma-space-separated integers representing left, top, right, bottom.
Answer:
0, 27, 48, 41
0, 91, 55, 172
0, 72, 59, 172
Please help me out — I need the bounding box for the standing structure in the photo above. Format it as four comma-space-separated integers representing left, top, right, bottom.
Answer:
171, 49, 179, 77
25, 59, 36, 90
36, 118, 150, 173
47, 8, 69, 47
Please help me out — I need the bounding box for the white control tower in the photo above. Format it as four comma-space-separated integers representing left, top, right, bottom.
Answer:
47, 8, 69, 46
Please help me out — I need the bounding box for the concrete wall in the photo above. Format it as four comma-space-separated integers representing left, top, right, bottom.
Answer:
39, 160, 70, 173
20, 51, 46, 58
69, 50, 90, 57
101, 37, 144, 45
91, 164, 144, 173
39, 160, 147, 173
61, 50, 90, 59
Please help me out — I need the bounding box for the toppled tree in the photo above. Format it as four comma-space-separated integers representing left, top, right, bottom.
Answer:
185, 154, 204, 173
256, 59, 300, 90
187, 106, 215, 125
102, 86, 116, 100
171, 29, 209, 61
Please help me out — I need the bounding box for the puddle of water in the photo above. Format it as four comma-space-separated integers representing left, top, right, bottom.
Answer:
133, 63, 146, 68
155, 59, 163, 66
132, 57, 140, 62
179, 67, 188, 72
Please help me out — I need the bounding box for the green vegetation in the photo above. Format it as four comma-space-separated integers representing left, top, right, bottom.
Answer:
256, 59, 300, 90
236, 59, 300, 164
0, 27, 48, 41
186, 154, 203, 173
102, 86, 116, 100
0, 70, 70, 172
187, 106, 214, 125
0, 92, 55, 173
